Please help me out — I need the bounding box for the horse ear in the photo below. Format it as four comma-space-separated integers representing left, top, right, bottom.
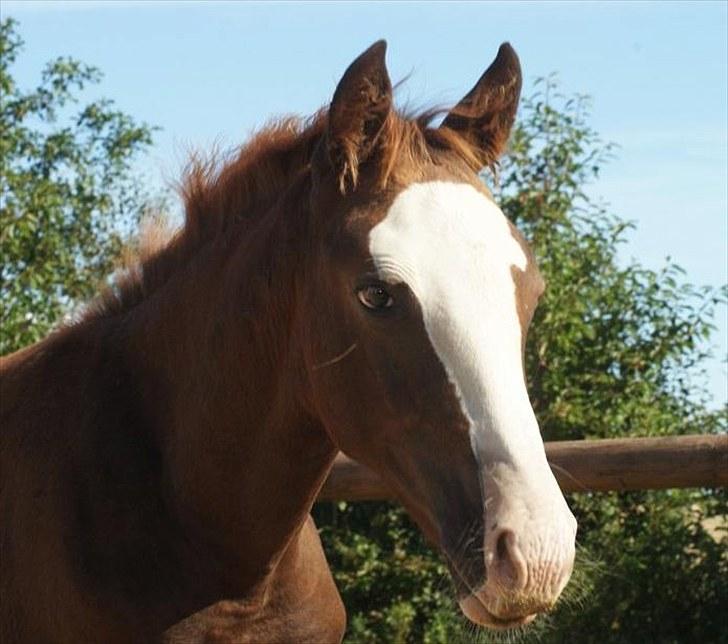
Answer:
327, 40, 393, 192
440, 43, 522, 169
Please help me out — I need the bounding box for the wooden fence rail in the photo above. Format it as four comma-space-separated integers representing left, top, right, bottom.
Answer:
318, 434, 728, 501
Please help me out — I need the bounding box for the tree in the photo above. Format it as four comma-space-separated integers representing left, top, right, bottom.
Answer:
313, 79, 727, 643
0, 18, 157, 354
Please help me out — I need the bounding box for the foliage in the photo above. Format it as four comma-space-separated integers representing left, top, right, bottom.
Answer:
504, 81, 724, 442
315, 502, 463, 644
313, 78, 727, 643
0, 18, 157, 354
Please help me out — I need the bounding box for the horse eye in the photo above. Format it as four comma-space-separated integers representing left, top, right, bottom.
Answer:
357, 284, 394, 311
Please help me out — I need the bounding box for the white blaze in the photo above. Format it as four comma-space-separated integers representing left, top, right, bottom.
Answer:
369, 181, 576, 612
368, 180, 559, 494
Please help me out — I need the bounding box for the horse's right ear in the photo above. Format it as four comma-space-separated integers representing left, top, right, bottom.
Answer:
326, 40, 393, 193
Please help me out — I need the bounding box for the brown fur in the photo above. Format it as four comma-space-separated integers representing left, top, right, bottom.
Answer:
94, 106, 485, 324
1, 41, 551, 643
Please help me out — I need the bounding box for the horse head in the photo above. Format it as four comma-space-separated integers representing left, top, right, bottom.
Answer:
301, 41, 576, 629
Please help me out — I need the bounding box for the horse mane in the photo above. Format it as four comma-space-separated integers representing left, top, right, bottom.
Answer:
86, 105, 485, 322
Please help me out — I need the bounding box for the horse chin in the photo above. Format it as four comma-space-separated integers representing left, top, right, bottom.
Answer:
458, 594, 537, 631
445, 553, 536, 631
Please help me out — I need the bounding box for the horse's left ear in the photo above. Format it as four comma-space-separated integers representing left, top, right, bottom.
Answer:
326, 40, 393, 192
441, 43, 522, 169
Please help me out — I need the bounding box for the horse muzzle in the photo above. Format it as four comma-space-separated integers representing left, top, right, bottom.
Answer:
451, 457, 577, 630
456, 513, 576, 629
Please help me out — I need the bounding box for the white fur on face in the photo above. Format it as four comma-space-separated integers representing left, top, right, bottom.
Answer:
369, 180, 576, 609
368, 180, 552, 477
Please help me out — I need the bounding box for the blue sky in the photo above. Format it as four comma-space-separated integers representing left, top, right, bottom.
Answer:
4, 1, 727, 406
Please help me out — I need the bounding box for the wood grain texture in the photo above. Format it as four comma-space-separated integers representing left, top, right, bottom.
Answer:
318, 434, 728, 501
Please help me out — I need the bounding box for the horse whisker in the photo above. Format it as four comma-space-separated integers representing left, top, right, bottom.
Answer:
548, 462, 590, 492
312, 343, 358, 371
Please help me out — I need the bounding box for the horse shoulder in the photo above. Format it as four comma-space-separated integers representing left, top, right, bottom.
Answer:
163, 515, 346, 644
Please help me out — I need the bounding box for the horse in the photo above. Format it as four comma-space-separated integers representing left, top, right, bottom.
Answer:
0, 41, 577, 643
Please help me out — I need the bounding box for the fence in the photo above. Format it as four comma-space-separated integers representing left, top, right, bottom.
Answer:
318, 434, 728, 501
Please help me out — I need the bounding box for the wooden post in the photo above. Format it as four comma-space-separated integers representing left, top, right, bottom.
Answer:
317, 434, 728, 501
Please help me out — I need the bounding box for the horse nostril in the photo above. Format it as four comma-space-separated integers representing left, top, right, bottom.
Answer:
496, 530, 510, 560
490, 529, 528, 592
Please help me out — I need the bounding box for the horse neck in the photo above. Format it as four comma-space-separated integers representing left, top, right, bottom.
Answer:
120, 200, 336, 592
